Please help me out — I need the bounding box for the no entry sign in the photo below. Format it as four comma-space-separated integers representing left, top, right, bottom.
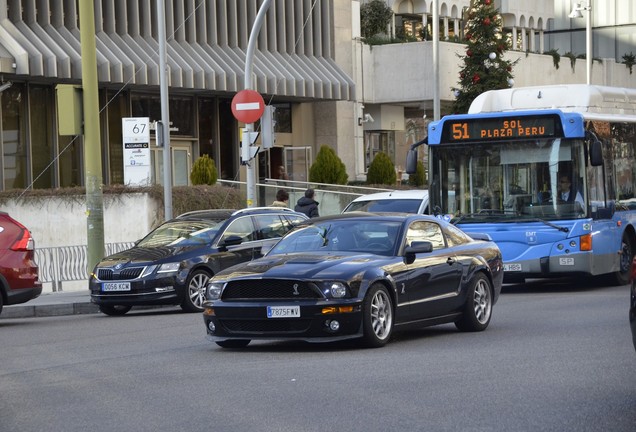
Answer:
231, 89, 265, 124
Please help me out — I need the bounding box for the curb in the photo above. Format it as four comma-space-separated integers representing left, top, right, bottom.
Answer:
1, 302, 100, 319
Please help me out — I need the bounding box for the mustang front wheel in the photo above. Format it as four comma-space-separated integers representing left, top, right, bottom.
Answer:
361, 284, 394, 348
455, 273, 492, 332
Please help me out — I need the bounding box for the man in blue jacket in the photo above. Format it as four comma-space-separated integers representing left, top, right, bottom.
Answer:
294, 188, 319, 218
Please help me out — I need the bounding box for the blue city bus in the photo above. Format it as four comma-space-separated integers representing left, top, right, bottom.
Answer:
407, 85, 636, 285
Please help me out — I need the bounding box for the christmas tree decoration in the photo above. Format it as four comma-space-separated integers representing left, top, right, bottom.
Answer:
451, 0, 518, 113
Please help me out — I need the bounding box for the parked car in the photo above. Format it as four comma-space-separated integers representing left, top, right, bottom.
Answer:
203, 212, 503, 348
0, 211, 42, 315
631, 257, 636, 351
342, 190, 429, 214
89, 208, 308, 316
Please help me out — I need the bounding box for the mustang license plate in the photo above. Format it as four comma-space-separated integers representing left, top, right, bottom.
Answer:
503, 263, 522, 272
102, 282, 131, 292
267, 305, 300, 318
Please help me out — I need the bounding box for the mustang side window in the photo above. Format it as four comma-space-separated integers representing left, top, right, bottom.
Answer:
405, 221, 446, 249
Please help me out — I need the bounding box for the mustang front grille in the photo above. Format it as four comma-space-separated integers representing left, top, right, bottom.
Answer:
221, 279, 322, 300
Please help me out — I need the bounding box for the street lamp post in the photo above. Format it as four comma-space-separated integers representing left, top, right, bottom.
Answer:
569, 1, 592, 85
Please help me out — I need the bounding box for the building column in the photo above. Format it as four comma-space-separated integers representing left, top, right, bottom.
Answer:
529, 28, 535, 52
454, 18, 460, 39
521, 28, 527, 52
539, 29, 544, 53
422, 13, 428, 39
512, 27, 518, 50
443, 16, 449, 40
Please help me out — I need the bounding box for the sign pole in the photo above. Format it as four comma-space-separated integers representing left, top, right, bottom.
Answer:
242, 0, 272, 208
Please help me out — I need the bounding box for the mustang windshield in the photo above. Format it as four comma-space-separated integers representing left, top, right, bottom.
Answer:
429, 138, 588, 222
269, 220, 402, 256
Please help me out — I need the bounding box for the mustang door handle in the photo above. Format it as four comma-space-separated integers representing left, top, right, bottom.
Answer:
446, 257, 456, 265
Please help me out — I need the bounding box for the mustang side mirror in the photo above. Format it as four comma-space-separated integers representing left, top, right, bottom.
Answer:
404, 241, 433, 264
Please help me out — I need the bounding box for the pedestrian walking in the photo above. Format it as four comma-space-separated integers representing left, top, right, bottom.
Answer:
270, 189, 289, 208
294, 188, 319, 218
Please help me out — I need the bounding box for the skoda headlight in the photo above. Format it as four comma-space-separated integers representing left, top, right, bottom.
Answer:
207, 282, 225, 300
157, 262, 180, 274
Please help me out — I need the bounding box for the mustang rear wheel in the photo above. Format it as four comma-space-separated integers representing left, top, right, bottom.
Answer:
455, 273, 492, 332
361, 283, 394, 348
181, 269, 211, 312
99, 305, 132, 316
216, 340, 251, 349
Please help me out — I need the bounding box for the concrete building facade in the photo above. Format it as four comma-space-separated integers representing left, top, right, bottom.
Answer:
0, 0, 634, 194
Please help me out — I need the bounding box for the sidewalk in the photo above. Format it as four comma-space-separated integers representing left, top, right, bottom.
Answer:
1, 291, 178, 319
1, 291, 98, 319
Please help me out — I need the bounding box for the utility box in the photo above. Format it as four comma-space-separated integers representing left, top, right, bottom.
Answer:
56, 84, 82, 135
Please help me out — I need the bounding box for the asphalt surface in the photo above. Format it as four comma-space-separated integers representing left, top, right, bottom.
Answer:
0, 291, 172, 319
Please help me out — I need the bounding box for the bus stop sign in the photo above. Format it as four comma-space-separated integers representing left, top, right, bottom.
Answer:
231, 90, 265, 124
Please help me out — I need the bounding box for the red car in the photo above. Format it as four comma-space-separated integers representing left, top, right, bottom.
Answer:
0, 212, 42, 314
631, 257, 636, 351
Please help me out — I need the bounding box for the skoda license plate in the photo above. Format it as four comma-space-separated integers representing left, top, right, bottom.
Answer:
503, 263, 522, 272
102, 282, 131, 292
267, 305, 300, 318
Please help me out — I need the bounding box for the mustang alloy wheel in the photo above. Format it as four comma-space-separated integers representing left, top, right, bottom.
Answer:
181, 269, 211, 312
361, 283, 394, 348
99, 305, 132, 316
455, 273, 492, 332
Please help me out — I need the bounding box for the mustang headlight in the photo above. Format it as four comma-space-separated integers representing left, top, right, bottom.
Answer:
157, 262, 180, 274
207, 282, 225, 300
328, 282, 347, 298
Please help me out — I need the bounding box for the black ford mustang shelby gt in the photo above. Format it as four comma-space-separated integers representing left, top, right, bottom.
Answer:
203, 212, 503, 348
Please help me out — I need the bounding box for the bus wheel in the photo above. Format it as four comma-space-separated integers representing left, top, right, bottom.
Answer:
611, 235, 633, 286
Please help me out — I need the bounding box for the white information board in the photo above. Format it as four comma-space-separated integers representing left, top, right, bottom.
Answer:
122, 117, 151, 186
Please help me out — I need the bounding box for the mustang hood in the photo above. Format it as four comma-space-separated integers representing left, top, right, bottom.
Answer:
218, 252, 381, 280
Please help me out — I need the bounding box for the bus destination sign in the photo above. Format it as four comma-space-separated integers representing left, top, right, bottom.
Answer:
441, 114, 561, 143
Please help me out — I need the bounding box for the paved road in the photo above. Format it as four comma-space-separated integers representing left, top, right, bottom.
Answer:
1, 281, 634, 432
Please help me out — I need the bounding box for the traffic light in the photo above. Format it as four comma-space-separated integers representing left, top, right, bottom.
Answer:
261, 105, 276, 149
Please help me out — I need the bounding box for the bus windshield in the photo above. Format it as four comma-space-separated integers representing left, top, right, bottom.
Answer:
429, 138, 588, 222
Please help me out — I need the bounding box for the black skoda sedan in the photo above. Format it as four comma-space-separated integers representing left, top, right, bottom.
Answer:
90, 208, 307, 316
203, 212, 503, 348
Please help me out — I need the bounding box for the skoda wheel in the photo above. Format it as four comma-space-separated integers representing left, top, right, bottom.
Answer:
181, 269, 211, 312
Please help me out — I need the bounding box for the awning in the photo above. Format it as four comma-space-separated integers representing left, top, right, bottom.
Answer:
0, 18, 354, 101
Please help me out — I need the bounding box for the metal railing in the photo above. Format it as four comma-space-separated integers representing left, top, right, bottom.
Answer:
36, 242, 135, 292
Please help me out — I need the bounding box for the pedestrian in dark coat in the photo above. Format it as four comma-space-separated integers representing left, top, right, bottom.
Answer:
294, 188, 319, 218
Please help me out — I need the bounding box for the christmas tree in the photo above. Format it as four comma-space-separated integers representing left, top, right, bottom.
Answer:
452, 0, 517, 113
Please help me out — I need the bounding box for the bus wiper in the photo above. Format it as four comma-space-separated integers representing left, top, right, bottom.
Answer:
522, 218, 570, 233
451, 210, 515, 225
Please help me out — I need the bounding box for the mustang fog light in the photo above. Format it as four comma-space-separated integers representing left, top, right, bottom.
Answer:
208, 321, 216, 332
329, 320, 340, 331
330, 282, 347, 298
